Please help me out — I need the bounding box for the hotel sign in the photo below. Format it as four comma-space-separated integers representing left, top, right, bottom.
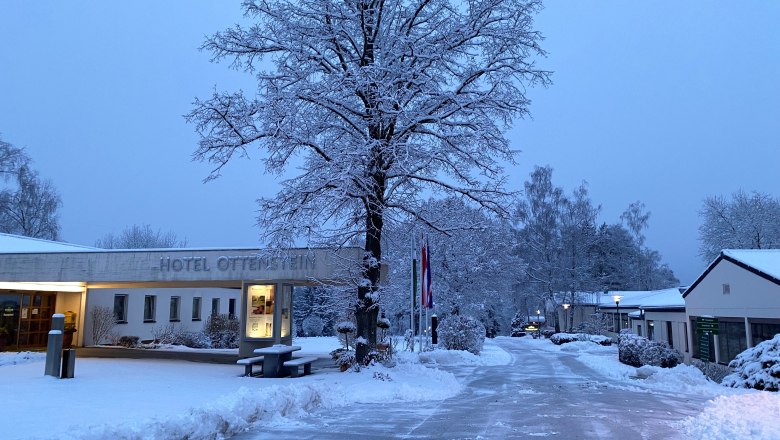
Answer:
156, 254, 316, 273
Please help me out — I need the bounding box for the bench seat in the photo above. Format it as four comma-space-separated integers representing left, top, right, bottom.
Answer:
283, 356, 318, 377
236, 355, 264, 377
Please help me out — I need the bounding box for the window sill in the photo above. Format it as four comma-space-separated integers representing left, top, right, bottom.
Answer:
115, 321, 128, 325
144, 320, 156, 323
169, 319, 181, 323
192, 318, 201, 322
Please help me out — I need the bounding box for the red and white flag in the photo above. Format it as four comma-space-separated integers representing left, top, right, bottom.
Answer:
421, 238, 433, 309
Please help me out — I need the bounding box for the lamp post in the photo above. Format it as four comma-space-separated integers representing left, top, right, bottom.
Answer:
562, 303, 570, 333
536, 309, 541, 338
612, 295, 623, 333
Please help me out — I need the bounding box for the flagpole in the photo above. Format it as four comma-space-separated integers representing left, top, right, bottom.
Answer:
410, 232, 417, 352
419, 233, 424, 352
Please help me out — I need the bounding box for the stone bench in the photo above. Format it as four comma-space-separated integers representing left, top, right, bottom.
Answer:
236, 355, 264, 377
283, 356, 318, 377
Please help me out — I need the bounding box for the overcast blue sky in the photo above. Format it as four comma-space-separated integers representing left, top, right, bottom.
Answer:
1, 1, 778, 285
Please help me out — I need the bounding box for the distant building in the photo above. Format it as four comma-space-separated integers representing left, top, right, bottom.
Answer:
683, 249, 780, 365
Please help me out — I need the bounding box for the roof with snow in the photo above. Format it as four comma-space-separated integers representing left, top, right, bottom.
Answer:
0, 233, 96, 253
601, 287, 685, 309
683, 249, 780, 298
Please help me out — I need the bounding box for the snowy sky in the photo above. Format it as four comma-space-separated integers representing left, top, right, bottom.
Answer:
1, 1, 778, 285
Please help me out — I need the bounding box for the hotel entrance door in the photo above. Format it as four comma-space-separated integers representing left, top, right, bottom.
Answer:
18, 292, 56, 348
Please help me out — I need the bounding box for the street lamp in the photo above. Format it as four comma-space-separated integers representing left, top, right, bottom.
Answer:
562, 303, 570, 333
612, 295, 623, 332
536, 309, 542, 338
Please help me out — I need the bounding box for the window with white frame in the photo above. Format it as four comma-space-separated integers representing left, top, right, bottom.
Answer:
211, 298, 220, 316
192, 297, 202, 321
113, 294, 128, 323
170, 296, 181, 322
144, 295, 156, 322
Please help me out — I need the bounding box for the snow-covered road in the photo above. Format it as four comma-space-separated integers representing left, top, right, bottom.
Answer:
238, 337, 709, 439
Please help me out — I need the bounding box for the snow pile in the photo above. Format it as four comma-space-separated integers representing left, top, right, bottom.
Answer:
722, 333, 780, 391
636, 364, 728, 395
409, 340, 512, 366
0, 351, 46, 366
2, 337, 468, 440
681, 393, 780, 439
559, 340, 614, 354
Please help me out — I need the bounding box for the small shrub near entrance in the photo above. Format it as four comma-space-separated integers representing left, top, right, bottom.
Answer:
203, 314, 240, 349
438, 314, 485, 355
722, 334, 780, 391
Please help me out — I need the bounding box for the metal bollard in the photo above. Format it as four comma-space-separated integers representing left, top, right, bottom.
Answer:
44, 314, 66, 378
61, 349, 76, 378
45, 330, 63, 377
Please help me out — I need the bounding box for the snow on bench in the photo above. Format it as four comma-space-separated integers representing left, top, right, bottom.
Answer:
283, 356, 318, 377
236, 356, 264, 377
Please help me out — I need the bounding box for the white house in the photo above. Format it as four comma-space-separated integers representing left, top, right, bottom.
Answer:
0, 233, 359, 357
683, 249, 780, 365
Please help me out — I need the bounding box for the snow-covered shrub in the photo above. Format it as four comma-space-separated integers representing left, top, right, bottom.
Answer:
551, 333, 613, 346
722, 334, 780, 391
618, 333, 681, 368
692, 359, 732, 384
550, 333, 580, 345
118, 336, 139, 348
438, 315, 486, 355
89, 305, 116, 345
510, 312, 526, 337
151, 324, 212, 348
203, 313, 239, 349
302, 315, 325, 337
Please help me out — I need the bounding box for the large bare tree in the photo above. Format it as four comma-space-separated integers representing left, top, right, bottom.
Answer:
699, 190, 780, 262
187, 0, 550, 363
0, 137, 61, 240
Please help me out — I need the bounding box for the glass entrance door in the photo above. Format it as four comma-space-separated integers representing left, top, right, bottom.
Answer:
18, 292, 56, 348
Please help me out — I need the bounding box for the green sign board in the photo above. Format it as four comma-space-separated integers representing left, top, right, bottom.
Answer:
696, 317, 719, 335
698, 332, 713, 359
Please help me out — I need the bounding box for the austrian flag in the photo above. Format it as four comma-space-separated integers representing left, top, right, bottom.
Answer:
421, 238, 433, 309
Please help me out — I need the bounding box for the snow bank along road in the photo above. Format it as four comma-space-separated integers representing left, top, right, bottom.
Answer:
239, 338, 709, 439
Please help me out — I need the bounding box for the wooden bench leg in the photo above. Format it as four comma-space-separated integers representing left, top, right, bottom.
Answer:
289, 365, 300, 378
244, 364, 253, 377
303, 362, 312, 376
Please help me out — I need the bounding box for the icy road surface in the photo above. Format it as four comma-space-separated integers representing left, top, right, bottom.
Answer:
237, 337, 708, 439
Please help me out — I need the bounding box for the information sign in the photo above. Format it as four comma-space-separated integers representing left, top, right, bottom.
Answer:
696, 317, 719, 335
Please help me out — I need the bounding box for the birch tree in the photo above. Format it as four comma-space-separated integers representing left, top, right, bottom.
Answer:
187, 0, 550, 362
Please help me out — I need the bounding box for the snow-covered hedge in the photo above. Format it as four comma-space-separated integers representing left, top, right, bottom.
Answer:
722, 333, 780, 391
618, 332, 681, 368
438, 315, 486, 355
550, 333, 612, 346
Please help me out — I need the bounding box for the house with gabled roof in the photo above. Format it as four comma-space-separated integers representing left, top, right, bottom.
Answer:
683, 249, 780, 365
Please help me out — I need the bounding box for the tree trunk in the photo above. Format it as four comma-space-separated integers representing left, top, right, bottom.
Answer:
355, 187, 384, 364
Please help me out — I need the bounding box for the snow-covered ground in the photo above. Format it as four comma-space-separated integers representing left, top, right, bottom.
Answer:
2, 336, 779, 439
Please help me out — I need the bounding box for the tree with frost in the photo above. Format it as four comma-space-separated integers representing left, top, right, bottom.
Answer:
0, 137, 61, 241
379, 198, 521, 337
95, 224, 187, 249
187, 0, 550, 363
698, 190, 780, 263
